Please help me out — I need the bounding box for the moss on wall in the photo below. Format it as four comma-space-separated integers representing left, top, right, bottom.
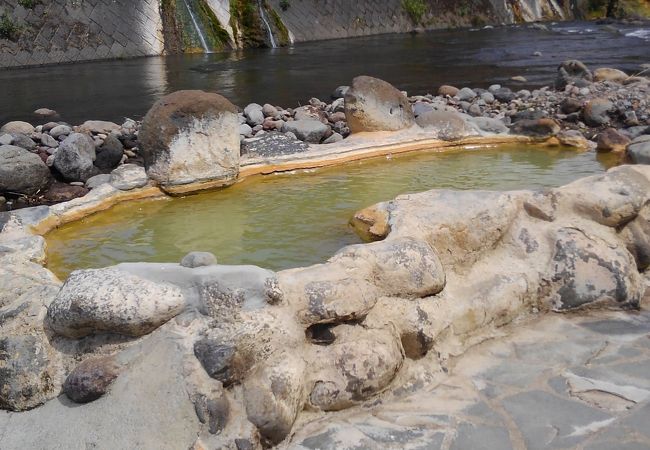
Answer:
196, 0, 232, 50
267, 4, 290, 45
230, 0, 266, 48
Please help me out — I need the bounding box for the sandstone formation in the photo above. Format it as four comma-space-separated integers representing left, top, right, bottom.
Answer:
1, 162, 649, 448
139, 90, 240, 194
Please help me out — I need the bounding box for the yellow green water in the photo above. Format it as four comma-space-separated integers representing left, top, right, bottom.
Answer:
46, 145, 610, 279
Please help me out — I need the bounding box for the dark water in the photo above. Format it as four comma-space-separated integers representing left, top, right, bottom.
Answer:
2, 21, 649, 125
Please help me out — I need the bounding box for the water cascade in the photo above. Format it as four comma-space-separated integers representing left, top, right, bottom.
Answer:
257, 0, 277, 48
182, 0, 211, 53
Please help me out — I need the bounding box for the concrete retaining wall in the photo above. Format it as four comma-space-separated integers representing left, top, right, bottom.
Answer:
0, 0, 164, 68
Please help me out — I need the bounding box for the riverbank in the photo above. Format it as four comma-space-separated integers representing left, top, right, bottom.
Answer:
1, 58, 648, 212
0, 61, 649, 449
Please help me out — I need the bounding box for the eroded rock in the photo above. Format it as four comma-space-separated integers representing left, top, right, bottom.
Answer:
545, 227, 643, 310
46, 267, 186, 338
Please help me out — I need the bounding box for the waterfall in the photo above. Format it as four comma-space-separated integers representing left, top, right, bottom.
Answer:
257, 0, 277, 48
182, 0, 211, 53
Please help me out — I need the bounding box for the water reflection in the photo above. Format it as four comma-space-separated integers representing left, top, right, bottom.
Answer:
1, 21, 648, 124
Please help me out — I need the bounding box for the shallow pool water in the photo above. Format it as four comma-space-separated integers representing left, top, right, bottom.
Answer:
46, 145, 610, 278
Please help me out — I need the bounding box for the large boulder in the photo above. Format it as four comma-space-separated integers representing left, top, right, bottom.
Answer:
139, 90, 240, 194
46, 267, 186, 338
0, 145, 51, 195
281, 120, 329, 144
344, 76, 415, 133
53, 133, 97, 182
415, 110, 478, 140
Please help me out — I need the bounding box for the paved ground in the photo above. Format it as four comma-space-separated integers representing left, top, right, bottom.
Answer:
286, 290, 650, 449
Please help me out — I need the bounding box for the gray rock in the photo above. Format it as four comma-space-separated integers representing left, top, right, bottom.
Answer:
109, 164, 148, 190
0, 144, 51, 195
282, 120, 329, 144
331, 86, 349, 99
39, 133, 58, 148
412, 102, 434, 117
493, 88, 516, 103
63, 356, 122, 403
0, 133, 12, 145
239, 123, 253, 137
627, 139, 650, 164
94, 134, 124, 172
457, 87, 477, 101
244, 353, 306, 445
9, 133, 37, 151
53, 133, 96, 182
85, 173, 111, 189
344, 76, 415, 133
244, 103, 265, 126
0, 121, 34, 135
471, 117, 508, 134
415, 110, 479, 140
583, 98, 614, 127
194, 340, 241, 386
547, 227, 643, 310
323, 132, 343, 144
480, 92, 495, 104
555, 59, 593, 90
308, 327, 403, 411
49, 124, 72, 139
180, 251, 218, 268
46, 267, 186, 338
241, 131, 310, 158
0, 334, 59, 411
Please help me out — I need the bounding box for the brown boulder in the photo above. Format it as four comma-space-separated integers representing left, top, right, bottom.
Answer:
344, 76, 415, 133
596, 128, 631, 153
139, 90, 240, 194
438, 85, 460, 96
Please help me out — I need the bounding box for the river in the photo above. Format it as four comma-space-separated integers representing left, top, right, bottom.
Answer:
1, 21, 649, 125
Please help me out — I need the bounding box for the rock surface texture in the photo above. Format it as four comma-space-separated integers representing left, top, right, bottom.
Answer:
1, 161, 649, 448
344, 76, 415, 133
139, 90, 240, 194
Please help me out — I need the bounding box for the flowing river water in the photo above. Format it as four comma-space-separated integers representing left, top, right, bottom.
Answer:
46, 145, 611, 278
1, 21, 649, 124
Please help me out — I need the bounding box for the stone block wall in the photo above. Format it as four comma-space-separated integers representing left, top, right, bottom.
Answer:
0, 0, 164, 68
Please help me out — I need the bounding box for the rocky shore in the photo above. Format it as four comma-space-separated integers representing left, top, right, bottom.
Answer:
0, 58, 649, 449
1, 59, 649, 209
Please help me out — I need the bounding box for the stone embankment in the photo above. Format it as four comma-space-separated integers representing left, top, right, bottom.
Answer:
1, 59, 649, 210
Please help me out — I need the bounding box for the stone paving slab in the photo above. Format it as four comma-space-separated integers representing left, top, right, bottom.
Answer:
284, 287, 650, 449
